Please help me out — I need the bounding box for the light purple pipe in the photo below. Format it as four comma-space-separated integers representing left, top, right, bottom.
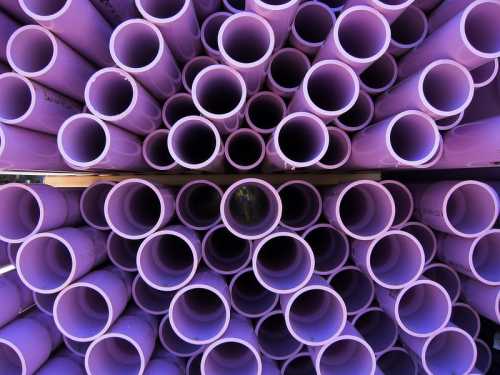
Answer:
109, 18, 181, 100
282, 352, 316, 375
0, 72, 80, 135
474, 338, 492, 374
359, 52, 397, 94
201, 315, 262, 375
280, 274, 347, 346
85, 67, 162, 136
104, 178, 175, 239
53, 267, 132, 342
266, 48, 310, 98
220, 178, 282, 240
375, 278, 452, 337
245, 91, 286, 134
0, 183, 82, 243
161, 92, 199, 129
289, 1, 335, 56
322, 180, 395, 240
19, 0, 113, 66
388, 5, 427, 56
33, 291, 56, 316
135, 0, 202, 63
225, 128, 265, 171
137, 225, 202, 291
0, 311, 62, 375
36, 351, 85, 375
63, 336, 90, 358
427, 0, 476, 33
423, 263, 462, 304
176, 180, 223, 230
223, 0, 245, 13
85, 309, 158, 375
192, 0, 222, 22
182, 55, 217, 93
16, 226, 107, 294
288, 60, 359, 122
303, 223, 349, 275
277, 180, 322, 231
471, 58, 498, 88
167, 115, 224, 171
450, 302, 481, 339
186, 352, 203, 375
0, 1, 32, 24
313, 127, 351, 170
380, 180, 414, 227
201, 11, 231, 60
344, 0, 414, 23
377, 347, 418, 375
0, 10, 19, 63
352, 307, 398, 355
0, 270, 33, 328
435, 111, 464, 131
132, 274, 174, 315
159, 314, 205, 357
332, 91, 373, 132
262, 357, 280, 375
218, 11, 275, 94
144, 349, 184, 375
400, 221, 437, 265
106, 231, 141, 272
89, 0, 140, 26
80, 181, 115, 230
461, 275, 500, 323
191, 65, 247, 133
7, 25, 95, 101
169, 270, 231, 345
203, 225, 252, 275
410, 180, 499, 238
253, 228, 315, 294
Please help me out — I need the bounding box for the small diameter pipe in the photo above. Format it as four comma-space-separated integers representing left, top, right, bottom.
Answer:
191, 64, 247, 133
0, 183, 82, 243
63, 336, 90, 358
461, 276, 500, 323
7, 25, 96, 101
0, 270, 33, 327
159, 314, 204, 357
277, 180, 322, 231
288, 60, 359, 122
80, 181, 115, 230
475, 338, 492, 374
144, 349, 184, 375
135, 0, 201, 63
176, 180, 223, 230
203, 225, 252, 275
266, 48, 310, 98
380, 180, 414, 227
253, 228, 315, 294
137, 225, 201, 291
332, 91, 373, 133
435, 111, 464, 131
423, 263, 462, 304
344, 0, 414, 23
0, 72, 80, 135
351, 307, 398, 355
33, 291, 56, 316
169, 270, 231, 345
218, 11, 275, 94
375, 278, 452, 337
245, 91, 286, 134
106, 232, 141, 273
182, 55, 218, 93
201, 11, 231, 60
110, 19, 181, 100
322, 180, 395, 240
289, 1, 335, 55
220, 178, 282, 240
388, 5, 428, 56
104, 178, 175, 240
400, 221, 437, 265
313, 127, 351, 170
471, 58, 499, 88
142, 129, 179, 171
376, 347, 418, 375
162, 92, 199, 129
225, 128, 265, 171
359, 52, 397, 94
352, 230, 424, 289
223, 0, 245, 13
282, 352, 316, 375
450, 302, 481, 339
37, 351, 85, 375
132, 274, 174, 315
85, 67, 162, 136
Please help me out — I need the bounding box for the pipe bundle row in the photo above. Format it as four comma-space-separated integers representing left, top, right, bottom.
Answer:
0, 177, 498, 374
0, 1, 498, 172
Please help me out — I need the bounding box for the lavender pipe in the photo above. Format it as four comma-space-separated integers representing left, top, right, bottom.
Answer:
461, 276, 500, 323
0, 10, 19, 63
106, 231, 141, 272
266, 48, 310, 98
0, 1, 32, 24
225, 128, 265, 171
475, 338, 492, 374
201, 11, 231, 60
380, 180, 414, 227
245, 91, 286, 134
33, 291, 57, 316
451, 302, 481, 339
89, 0, 140, 25
0, 270, 33, 328
161, 92, 199, 129
192, 0, 222, 21
388, 5, 428, 56
376, 347, 418, 375
352, 307, 398, 355
142, 129, 179, 169
176, 180, 222, 230
314, 127, 351, 170
37, 351, 84, 375
359, 52, 398, 94
282, 352, 316, 375
63, 337, 90, 358
144, 349, 184, 375
159, 314, 204, 357
400, 221, 437, 264
223, 0, 245, 12
182, 55, 217, 93
471, 58, 498, 88
332, 91, 374, 132
423, 263, 462, 304
277, 180, 322, 231
344, 0, 414, 23
134, 274, 174, 315
80, 181, 115, 230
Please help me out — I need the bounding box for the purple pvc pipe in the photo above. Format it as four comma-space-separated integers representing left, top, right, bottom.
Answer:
7, 25, 95, 101
322, 179, 395, 240
414, 0, 441, 11
427, 0, 476, 33
106, 231, 141, 272
6, 243, 20, 266
225, 128, 265, 171
475, 338, 492, 374
191, 64, 246, 133
159, 314, 204, 357
169, 270, 231, 345
423, 263, 462, 304
289, 1, 335, 55
192, 0, 222, 22
144, 349, 184, 375
17, 226, 107, 293
388, 5, 427, 56
435, 111, 464, 131
0, 270, 33, 328
461, 275, 500, 323
332, 91, 373, 132
220, 178, 282, 240
53, 267, 132, 342
36, 351, 84, 375
203, 225, 252, 275
176, 180, 223, 230
400, 221, 437, 265
315, 0, 347, 12
201, 11, 231, 60
167, 115, 224, 171
288, 60, 359, 122
63, 336, 90, 358
282, 352, 316, 375
0, 310, 61, 374
229, 267, 278, 318
359, 52, 397, 94
132, 274, 174, 315
218, 11, 275, 94
380, 180, 414, 227
314, 127, 351, 170
19, 0, 113, 66
266, 48, 310, 99
277, 180, 322, 231
89, 0, 140, 26
0, 183, 82, 243
80, 181, 115, 230
0, 11, 19, 64
0, 72, 79, 135
375, 278, 452, 337
187, 352, 203, 375
376, 347, 418, 375
104, 178, 175, 239
245, 91, 286, 134
109, 19, 181, 100
0, 1, 32, 24
253, 228, 315, 294
182, 55, 217, 93
344, 0, 414, 23
352, 307, 398, 354
471, 58, 498, 88
450, 302, 481, 339
58, 113, 147, 171
85, 67, 162, 136
223, 0, 245, 13
33, 291, 56, 316
137, 225, 202, 291
410, 180, 499, 237
162, 92, 199, 129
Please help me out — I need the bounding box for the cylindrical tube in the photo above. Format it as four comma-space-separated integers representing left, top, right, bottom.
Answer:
328, 266, 374, 316
352, 307, 398, 354
225, 128, 265, 171
314, 127, 351, 170
266, 49, 310, 101
471, 58, 499, 88
427, 0, 476, 32
223, 0, 245, 13
376, 347, 418, 375
89, 0, 140, 26
332, 91, 373, 132
109, 19, 181, 100
0, 1, 32, 24
161, 92, 199, 129
0, 270, 33, 328
33, 291, 56, 316
63, 337, 90, 358
0, 183, 82, 243
282, 352, 316, 375
475, 338, 492, 374
461, 275, 500, 323
380, 180, 414, 227
435, 111, 464, 131
192, 0, 222, 21
37, 350, 85, 375
201, 11, 231, 60
388, 5, 428, 56
423, 263, 462, 304
7, 25, 96, 101
359, 52, 397, 94
132, 274, 174, 315
106, 231, 141, 272
186, 353, 203, 375
414, 0, 443, 12
135, 0, 201, 63
182, 55, 217, 93
85, 67, 162, 136
451, 302, 481, 339
277, 180, 322, 230
80, 181, 115, 230
159, 314, 204, 357
144, 349, 184, 375
0, 9, 21, 62
104, 178, 175, 239
400, 221, 437, 265
344, 0, 414, 23
244, 91, 286, 134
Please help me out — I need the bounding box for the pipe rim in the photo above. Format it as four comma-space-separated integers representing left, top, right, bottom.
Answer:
106, 232, 139, 272
291, 1, 335, 48
423, 262, 461, 303
472, 59, 499, 88
452, 302, 481, 339
373, 0, 414, 10
33, 291, 56, 315
316, 127, 351, 169
277, 180, 322, 231
19, 0, 72, 21
80, 181, 115, 230
159, 314, 205, 357
132, 273, 171, 315
0, 338, 26, 375
469, 229, 500, 285
254, 0, 299, 10
142, 129, 178, 170
351, 307, 398, 354
201, 12, 231, 56
161, 92, 197, 129
415, 135, 444, 169
245, 91, 287, 134
283, 352, 316, 375
400, 221, 437, 265
136, 0, 191, 23
182, 56, 218, 93
359, 53, 398, 94
376, 347, 418, 375
475, 338, 492, 373
333, 91, 374, 132
435, 111, 464, 131
0, 73, 36, 125
390, 5, 428, 50
225, 129, 266, 170
381, 180, 414, 227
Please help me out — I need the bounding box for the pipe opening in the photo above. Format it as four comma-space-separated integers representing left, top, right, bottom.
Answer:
337, 92, 373, 129
283, 355, 315, 375
88, 337, 142, 375
329, 268, 373, 314
279, 183, 321, 230
178, 182, 221, 229
472, 231, 500, 283
227, 131, 263, 168
0, 342, 22, 375
82, 183, 114, 229
138, 0, 186, 19
60, 117, 107, 164
0, 75, 32, 122
401, 223, 436, 264
194, 68, 244, 114
475, 339, 492, 373
204, 342, 259, 375
247, 93, 285, 131
112, 22, 160, 69
382, 182, 412, 226
377, 349, 416, 375
353, 309, 397, 353
464, 2, 500, 55
8, 27, 54, 74
184, 58, 216, 92
269, 49, 309, 90
319, 128, 350, 167
87, 71, 134, 117
304, 226, 348, 273
133, 276, 172, 314
22, 0, 67, 16
203, 13, 229, 52
107, 233, 141, 271
257, 313, 300, 359
64, 337, 90, 357
435, 113, 462, 129
319, 338, 373, 375
0, 186, 40, 242
359, 54, 396, 91
160, 316, 201, 356
423, 265, 460, 302
163, 94, 198, 128
144, 131, 175, 168
205, 227, 251, 273
34, 292, 57, 315
231, 270, 277, 316
187, 353, 203, 375
294, 3, 334, 44
451, 304, 480, 338
471, 60, 497, 85
391, 6, 426, 46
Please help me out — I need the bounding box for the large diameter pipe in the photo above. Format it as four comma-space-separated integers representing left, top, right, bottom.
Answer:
135, 0, 202, 63
182, 55, 217, 93
53, 267, 132, 342
80, 181, 115, 230
461, 275, 500, 323
423, 263, 462, 304
37, 350, 85, 375
0, 72, 80, 135
451, 302, 481, 339
376, 347, 418, 375
351, 307, 398, 355
0, 183, 82, 243
132, 274, 174, 315
104, 178, 175, 239
201, 11, 231, 60
277, 180, 322, 231
85, 67, 162, 136
400, 221, 437, 265
161, 92, 199, 129
19, 0, 113, 66
245, 91, 286, 134
159, 314, 204, 357
388, 5, 427, 56
332, 91, 373, 132
7, 25, 95, 101
106, 232, 141, 272
344, 0, 414, 23
359, 52, 398, 94
109, 19, 181, 100
0, 270, 33, 328
225, 128, 265, 171
266, 48, 310, 98
380, 180, 414, 227
89, 0, 140, 26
